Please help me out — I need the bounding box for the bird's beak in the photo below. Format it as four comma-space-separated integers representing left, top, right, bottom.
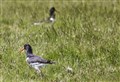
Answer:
19, 48, 24, 53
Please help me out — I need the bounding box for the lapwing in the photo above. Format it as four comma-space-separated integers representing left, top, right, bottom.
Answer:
34, 7, 57, 25
48, 7, 56, 23
20, 44, 55, 74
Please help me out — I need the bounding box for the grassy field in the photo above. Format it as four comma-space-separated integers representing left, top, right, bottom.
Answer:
1, 0, 120, 82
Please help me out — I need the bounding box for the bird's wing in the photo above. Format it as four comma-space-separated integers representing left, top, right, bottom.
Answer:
28, 55, 53, 64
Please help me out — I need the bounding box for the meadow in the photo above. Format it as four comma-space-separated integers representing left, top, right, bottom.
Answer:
1, 0, 120, 82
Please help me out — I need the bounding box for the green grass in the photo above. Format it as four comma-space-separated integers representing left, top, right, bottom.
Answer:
1, 0, 120, 82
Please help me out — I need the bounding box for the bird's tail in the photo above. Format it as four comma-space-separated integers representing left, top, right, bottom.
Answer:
47, 60, 56, 64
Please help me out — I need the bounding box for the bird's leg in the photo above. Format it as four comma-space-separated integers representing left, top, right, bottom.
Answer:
36, 69, 41, 74
35, 67, 44, 77
38, 70, 44, 77
39, 70, 44, 77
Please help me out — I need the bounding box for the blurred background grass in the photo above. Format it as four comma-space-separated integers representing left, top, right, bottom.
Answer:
1, 0, 120, 82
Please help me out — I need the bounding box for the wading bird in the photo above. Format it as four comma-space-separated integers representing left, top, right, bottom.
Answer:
34, 7, 57, 25
48, 7, 56, 22
20, 44, 55, 74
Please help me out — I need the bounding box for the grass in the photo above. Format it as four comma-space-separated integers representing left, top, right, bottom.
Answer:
1, 0, 120, 82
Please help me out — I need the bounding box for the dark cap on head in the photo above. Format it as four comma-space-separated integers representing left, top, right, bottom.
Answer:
24, 44, 33, 54
50, 7, 56, 12
49, 7, 56, 16
24, 44, 31, 49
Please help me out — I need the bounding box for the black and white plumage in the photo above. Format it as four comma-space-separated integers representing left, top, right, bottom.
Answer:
33, 7, 56, 25
21, 44, 55, 73
48, 7, 56, 22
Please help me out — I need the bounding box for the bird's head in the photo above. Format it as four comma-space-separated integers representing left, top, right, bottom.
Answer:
24, 44, 32, 50
20, 44, 33, 54
50, 7, 56, 13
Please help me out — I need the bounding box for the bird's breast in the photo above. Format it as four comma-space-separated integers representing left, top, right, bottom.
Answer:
50, 17, 55, 22
26, 57, 29, 62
